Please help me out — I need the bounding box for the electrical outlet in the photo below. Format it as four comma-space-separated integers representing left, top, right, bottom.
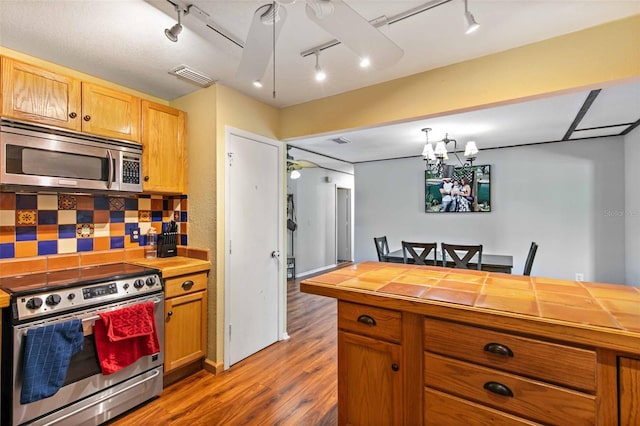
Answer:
575, 273, 584, 282
130, 227, 140, 243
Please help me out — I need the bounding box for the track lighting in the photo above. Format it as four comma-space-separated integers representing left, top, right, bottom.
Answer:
314, 51, 326, 82
253, 80, 263, 88
165, 6, 183, 42
464, 0, 480, 34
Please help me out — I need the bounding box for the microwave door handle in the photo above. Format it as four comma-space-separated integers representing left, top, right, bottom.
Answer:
106, 149, 114, 189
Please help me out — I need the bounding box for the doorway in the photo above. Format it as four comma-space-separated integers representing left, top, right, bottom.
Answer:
336, 187, 351, 263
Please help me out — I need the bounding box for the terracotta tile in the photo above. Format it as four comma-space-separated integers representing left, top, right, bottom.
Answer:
151, 198, 163, 211
481, 286, 536, 299
422, 288, 478, 306
485, 276, 532, 289
393, 273, 441, 286
125, 247, 146, 260
46, 254, 80, 271
80, 250, 125, 266
610, 312, 640, 332
176, 246, 188, 257
94, 237, 111, 251
378, 282, 429, 298
0, 193, 16, 210
94, 210, 110, 223
185, 247, 209, 261
0, 257, 47, 276
15, 241, 38, 258
180, 223, 188, 234
37, 225, 58, 241
534, 277, 582, 286
534, 283, 592, 296
443, 271, 487, 283
475, 294, 539, 316
538, 302, 621, 329
436, 280, 482, 292
338, 277, 386, 291
0, 226, 16, 243
598, 298, 640, 315
536, 291, 600, 309
110, 223, 125, 236
362, 267, 410, 281
76, 195, 93, 210
584, 284, 640, 301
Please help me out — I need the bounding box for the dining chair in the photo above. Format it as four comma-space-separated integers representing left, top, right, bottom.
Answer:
374, 236, 390, 262
401, 241, 437, 265
523, 242, 538, 276
441, 243, 483, 270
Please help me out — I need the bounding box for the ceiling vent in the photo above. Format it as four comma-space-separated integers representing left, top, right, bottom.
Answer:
330, 136, 351, 144
169, 65, 216, 88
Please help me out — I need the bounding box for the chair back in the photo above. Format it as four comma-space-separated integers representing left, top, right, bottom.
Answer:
401, 241, 437, 265
523, 242, 538, 276
374, 236, 390, 261
441, 243, 483, 270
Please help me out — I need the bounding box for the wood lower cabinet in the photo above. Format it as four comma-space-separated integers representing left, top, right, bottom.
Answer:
1, 56, 141, 142
619, 356, 640, 426
164, 272, 207, 375
141, 101, 186, 194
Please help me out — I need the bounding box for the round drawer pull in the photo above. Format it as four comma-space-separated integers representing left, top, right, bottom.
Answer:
357, 314, 376, 326
69, 112, 77, 119
483, 381, 514, 397
483, 342, 514, 357
181, 280, 194, 290
391, 363, 399, 372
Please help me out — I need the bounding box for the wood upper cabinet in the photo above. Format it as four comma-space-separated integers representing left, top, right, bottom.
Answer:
1, 56, 141, 142
1, 56, 81, 130
619, 356, 640, 426
141, 100, 187, 194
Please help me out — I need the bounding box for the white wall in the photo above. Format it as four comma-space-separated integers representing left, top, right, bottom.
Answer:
625, 127, 640, 286
355, 136, 627, 284
288, 168, 355, 276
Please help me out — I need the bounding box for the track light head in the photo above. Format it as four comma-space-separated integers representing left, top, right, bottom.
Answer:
463, 0, 479, 34
165, 6, 183, 42
314, 51, 326, 82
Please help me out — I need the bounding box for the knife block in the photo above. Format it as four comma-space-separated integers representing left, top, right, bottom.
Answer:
157, 232, 177, 258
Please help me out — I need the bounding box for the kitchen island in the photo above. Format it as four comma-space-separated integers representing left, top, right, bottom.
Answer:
301, 261, 640, 425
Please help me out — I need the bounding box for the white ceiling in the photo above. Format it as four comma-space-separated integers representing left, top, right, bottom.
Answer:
0, 1, 638, 167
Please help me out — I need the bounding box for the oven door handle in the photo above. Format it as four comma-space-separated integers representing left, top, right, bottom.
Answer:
39, 368, 161, 426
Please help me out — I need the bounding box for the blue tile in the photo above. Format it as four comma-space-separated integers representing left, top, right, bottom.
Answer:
125, 198, 138, 210
59, 224, 77, 239
94, 196, 110, 210
16, 226, 37, 241
180, 234, 188, 245
151, 211, 163, 222
110, 236, 124, 249
37, 241, 58, 256
180, 194, 188, 200
38, 210, 58, 225
109, 211, 125, 223
77, 210, 94, 224
0, 243, 15, 259
180, 211, 188, 222
163, 199, 169, 210
77, 238, 94, 252
16, 194, 37, 209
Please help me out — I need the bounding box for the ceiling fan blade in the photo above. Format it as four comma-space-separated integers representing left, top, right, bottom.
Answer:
305, 0, 403, 68
237, 3, 288, 83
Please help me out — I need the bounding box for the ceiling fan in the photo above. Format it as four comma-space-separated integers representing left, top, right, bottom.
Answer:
236, 0, 405, 84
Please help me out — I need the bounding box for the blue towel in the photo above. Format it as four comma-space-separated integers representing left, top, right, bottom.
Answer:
20, 319, 84, 404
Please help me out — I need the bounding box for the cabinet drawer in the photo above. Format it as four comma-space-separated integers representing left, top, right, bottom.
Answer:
164, 272, 208, 298
424, 353, 596, 425
424, 387, 542, 426
338, 301, 401, 343
424, 318, 596, 392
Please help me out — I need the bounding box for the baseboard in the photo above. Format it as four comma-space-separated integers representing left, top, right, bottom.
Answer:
296, 264, 338, 279
203, 358, 224, 375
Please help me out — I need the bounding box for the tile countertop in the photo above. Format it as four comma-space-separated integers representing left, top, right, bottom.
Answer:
127, 256, 211, 279
301, 261, 640, 352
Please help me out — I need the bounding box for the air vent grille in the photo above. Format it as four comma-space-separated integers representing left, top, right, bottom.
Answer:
330, 137, 351, 144
169, 65, 216, 87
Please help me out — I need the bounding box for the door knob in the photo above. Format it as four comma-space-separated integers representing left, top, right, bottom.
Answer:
271, 250, 280, 259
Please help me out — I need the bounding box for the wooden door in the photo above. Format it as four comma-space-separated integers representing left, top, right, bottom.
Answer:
141, 101, 186, 193
619, 356, 640, 426
1, 57, 81, 130
338, 331, 403, 425
81, 82, 140, 141
164, 291, 207, 373
225, 129, 284, 367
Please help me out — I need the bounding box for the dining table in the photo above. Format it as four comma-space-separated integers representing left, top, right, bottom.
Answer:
383, 249, 513, 274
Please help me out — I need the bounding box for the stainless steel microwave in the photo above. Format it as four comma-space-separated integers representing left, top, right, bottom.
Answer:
0, 119, 142, 193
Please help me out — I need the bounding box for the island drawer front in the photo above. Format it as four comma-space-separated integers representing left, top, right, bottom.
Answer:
338, 301, 401, 343
164, 272, 208, 298
423, 318, 597, 392
424, 388, 543, 426
424, 353, 596, 426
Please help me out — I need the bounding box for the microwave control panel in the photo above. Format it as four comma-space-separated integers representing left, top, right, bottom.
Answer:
122, 158, 141, 184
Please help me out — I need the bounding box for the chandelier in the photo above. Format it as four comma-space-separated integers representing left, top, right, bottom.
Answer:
421, 128, 479, 177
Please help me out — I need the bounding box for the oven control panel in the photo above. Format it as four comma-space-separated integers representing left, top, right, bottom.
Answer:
14, 273, 163, 321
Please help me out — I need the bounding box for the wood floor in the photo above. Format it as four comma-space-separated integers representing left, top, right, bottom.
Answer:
109, 270, 341, 425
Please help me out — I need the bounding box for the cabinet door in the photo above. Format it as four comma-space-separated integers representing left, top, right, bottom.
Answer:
81, 82, 140, 141
141, 101, 186, 194
619, 357, 640, 426
338, 331, 403, 425
164, 290, 207, 373
1, 57, 81, 130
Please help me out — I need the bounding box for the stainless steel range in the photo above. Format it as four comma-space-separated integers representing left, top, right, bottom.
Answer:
0, 263, 164, 426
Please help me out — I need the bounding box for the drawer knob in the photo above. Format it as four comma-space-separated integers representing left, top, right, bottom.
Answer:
483, 342, 514, 357
357, 314, 376, 326
69, 112, 77, 119
483, 381, 514, 397
391, 363, 399, 372
83, 115, 91, 121
182, 280, 194, 290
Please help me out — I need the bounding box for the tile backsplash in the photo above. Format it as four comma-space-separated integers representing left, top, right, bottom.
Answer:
0, 192, 188, 259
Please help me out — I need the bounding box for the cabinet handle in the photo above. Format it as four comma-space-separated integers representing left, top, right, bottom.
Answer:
391, 363, 399, 372
483, 342, 514, 357
83, 115, 91, 121
182, 280, 194, 290
167, 311, 173, 318
483, 381, 514, 397
69, 112, 77, 119
144, 176, 150, 182
357, 314, 376, 326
